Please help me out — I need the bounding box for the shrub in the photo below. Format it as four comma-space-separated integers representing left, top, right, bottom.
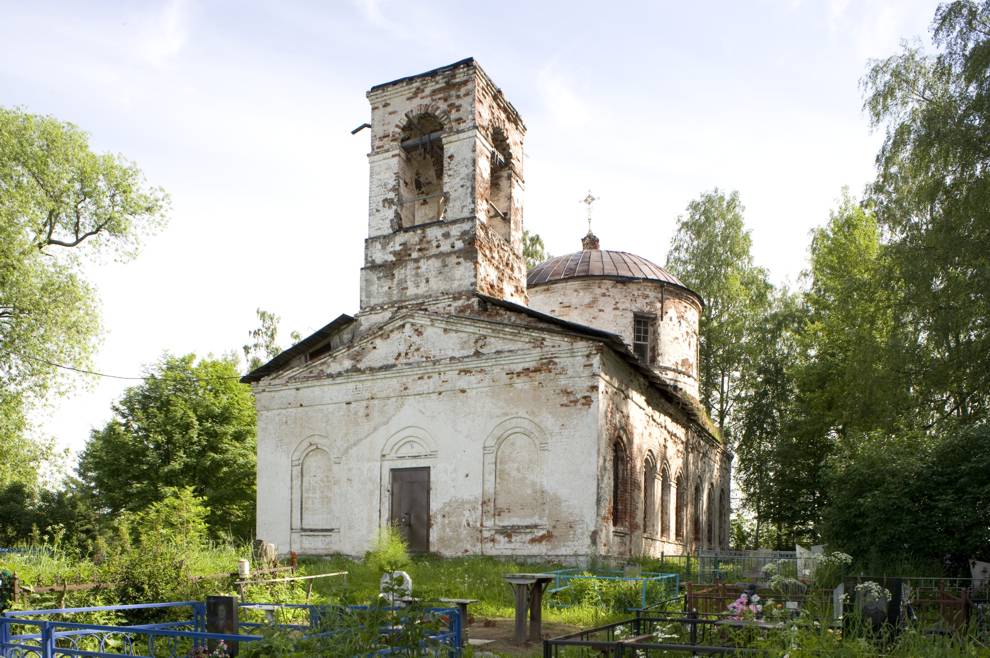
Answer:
365, 527, 410, 575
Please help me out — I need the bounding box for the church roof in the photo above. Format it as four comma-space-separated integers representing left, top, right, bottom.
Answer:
527, 236, 701, 304
478, 294, 719, 442
241, 313, 355, 384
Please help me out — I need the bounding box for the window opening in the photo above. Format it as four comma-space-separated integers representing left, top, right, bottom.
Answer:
611, 441, 629, 528
660, 465, 671, 539
719, 488, 728, 549
693, 482, 702, 546
487, 127, 512, 241
643, 456, 657, 536
398, 114, 446, 227
633, 314, 655, 364
707, 485, 716, 548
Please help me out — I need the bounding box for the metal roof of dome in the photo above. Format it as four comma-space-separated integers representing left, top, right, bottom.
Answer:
527, 232, 696, 297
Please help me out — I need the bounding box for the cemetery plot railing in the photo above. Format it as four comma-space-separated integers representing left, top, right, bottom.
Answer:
841, 576, 988, 632
695, 549, 820, 584
685, 582, 834, 618
546, 569, 680, 610
4, 566, 298, 608
0, 600, 461, 658
543, 612, 763, 656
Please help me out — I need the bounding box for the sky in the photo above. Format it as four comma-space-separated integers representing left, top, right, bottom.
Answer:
1, 0, 942, 465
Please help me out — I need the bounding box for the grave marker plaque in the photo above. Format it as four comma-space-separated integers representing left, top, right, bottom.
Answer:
206, 595, 239, 656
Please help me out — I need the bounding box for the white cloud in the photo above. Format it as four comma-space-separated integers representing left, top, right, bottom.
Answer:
828, 0, 852, 28
536, 64, 594, 129
142, 0, 191, 68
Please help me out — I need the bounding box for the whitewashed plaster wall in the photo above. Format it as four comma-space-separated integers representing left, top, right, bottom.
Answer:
254, 310, 603, 558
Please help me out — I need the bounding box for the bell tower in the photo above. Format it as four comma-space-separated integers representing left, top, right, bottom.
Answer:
360, 58, 528, 311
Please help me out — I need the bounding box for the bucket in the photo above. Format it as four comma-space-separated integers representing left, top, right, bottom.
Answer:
237, 559, 251, 579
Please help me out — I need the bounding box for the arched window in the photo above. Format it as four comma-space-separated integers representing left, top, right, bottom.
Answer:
675, 471, 685, 540
487, 127, 512, 240
693, 482, 702, 547
611, 441, 630, 529
719, 488, 728, 549
707, 484, 716, 548
300, 448, 333, 530
643, 454, 657, 536
398, 113, 445, 227
660, 464, 671, 539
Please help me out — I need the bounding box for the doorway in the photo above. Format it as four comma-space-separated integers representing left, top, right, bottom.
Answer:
389, 467, 430, 553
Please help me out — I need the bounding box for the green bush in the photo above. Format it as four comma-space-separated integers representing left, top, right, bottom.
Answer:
239, 601, 447, 657
365, 527, 410, 575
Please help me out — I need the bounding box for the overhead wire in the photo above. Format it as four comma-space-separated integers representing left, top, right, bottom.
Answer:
9, 351, 246, 383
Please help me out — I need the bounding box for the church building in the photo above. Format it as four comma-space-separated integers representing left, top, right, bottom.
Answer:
244, 59, 731, 560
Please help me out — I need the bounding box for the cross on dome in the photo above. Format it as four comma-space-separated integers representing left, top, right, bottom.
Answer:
580, 190, 600, 250
581, 191, 598, 234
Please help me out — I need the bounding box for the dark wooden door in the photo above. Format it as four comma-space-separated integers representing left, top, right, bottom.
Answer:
390, 467, 430, 553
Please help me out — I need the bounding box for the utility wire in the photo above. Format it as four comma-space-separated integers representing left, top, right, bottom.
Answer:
10, 351, 246, 382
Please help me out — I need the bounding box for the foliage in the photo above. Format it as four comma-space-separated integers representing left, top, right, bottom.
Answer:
0, 107, 168, 440
243, 308, 283, 372
522, 229, 550, 269
0, 400, 51, 491
239, 600, 447, 658
813, 551, 853, 589
665, 189, 771, 441
727, 1, 990, 554
78, 354, 257, 540
823, 422, 990, 565
864, 0, 990, 425
733, 287, 803, 546
0, 569, 14, 612
365, 526, 411, 575
134, 486, 210, 554
796, 196, 911, 442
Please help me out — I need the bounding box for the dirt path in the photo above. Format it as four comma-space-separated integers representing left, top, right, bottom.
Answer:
465, 617, 581, 656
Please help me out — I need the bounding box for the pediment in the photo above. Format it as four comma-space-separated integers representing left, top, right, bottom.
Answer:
276, 310, 582, 382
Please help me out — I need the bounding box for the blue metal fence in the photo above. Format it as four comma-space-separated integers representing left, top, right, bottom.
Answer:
0, 600, 461, 657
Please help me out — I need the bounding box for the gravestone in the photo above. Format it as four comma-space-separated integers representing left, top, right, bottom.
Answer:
206, 595, 239, 656
380, 570, 413, 605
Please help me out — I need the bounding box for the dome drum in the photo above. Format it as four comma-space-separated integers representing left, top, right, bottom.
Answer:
526, 244, 702, 401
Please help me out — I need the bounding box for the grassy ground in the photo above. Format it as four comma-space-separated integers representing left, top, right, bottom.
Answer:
5, 546, 987, 657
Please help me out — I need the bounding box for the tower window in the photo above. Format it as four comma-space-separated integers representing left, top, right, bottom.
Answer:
398, 113, 446, 228
633, 314, 655, 364
487, 127, 512, 241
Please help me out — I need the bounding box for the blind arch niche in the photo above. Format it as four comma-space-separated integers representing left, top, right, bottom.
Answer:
483, 417, 549, 530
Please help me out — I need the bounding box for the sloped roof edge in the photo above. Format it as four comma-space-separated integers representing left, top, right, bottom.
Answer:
240, 313, 356, 384
476, 294, 721, 443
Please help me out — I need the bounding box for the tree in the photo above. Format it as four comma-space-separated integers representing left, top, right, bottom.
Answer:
747, 198, 911, 547
823, 422, 990, 566
733, 288, 803, 547
0, 107, 168, 449
665, 189, 770, 440
523, 230, 550, 270
796, 196, 911, 444
243, 308, 283, 372
78, 354, 256, 540
864, 0, 990, 424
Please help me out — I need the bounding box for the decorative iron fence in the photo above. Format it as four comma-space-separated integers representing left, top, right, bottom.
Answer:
841, 575, 990, 632
542, 611, 762, 656
0, 600, 461, 658
695, 549, 821, 584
